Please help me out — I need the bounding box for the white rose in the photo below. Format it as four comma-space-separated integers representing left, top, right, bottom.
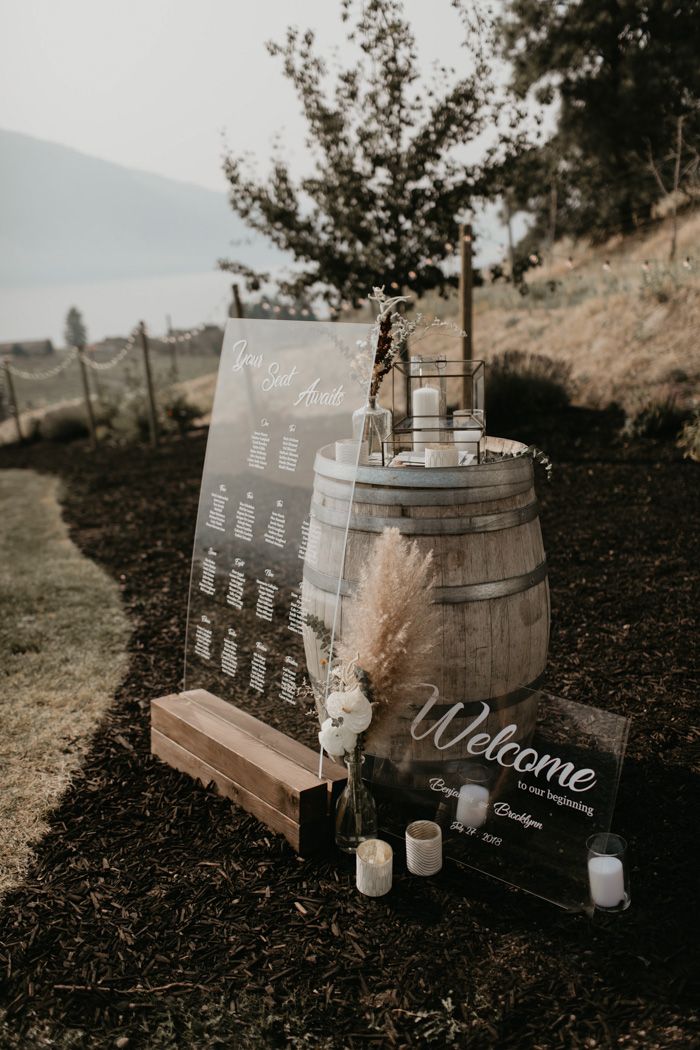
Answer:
318, 718, 357, 757
325, 687, 372, 734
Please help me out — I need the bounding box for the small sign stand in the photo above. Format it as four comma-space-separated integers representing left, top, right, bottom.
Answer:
151, 690, 346, 856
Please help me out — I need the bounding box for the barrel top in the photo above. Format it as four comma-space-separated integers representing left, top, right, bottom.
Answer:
315, 437, 534, 488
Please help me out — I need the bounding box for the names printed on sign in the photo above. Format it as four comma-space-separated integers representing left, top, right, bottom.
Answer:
221, 628, 238, 678
250, 642, 268, 693
278, 432, 300, 472
247, 422, 270, 470
234, 494, 255, 542
264, 501, 286, 549
199, 548, 217, 597
226, 559, 246, 610
280, 656, 299, 705
205, 486, 228, 533
194, 615, 213, 661
288, 587, 303, 635
255, 570, 278, 622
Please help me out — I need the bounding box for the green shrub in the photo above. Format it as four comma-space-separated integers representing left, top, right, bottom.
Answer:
486, 351, 572, 430
40, 406, 90, 442
624, 396, 692, 441
677, 411, 700, 461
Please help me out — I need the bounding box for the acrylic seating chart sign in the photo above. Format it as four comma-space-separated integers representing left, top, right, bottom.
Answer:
184, 318, 374, 724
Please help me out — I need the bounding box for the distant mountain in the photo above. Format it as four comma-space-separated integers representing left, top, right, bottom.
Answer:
0, 129, 280, 287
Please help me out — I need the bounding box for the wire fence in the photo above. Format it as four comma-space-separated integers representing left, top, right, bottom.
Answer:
0, 314, 225, 447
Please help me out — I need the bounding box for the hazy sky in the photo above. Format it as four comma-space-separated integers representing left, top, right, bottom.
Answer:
0, 0, 478, 192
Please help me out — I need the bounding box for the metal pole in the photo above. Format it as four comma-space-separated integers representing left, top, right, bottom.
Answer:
459, 222, 473, 409
139, 321, 159, 447
3, 359, 23, 443
77, 348, 97, 447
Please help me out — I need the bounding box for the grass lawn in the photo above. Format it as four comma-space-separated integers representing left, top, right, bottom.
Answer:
0, 469, 130, 899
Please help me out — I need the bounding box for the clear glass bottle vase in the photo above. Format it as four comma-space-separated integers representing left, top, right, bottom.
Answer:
352, 396, 392, 462
335, 745, 378, 853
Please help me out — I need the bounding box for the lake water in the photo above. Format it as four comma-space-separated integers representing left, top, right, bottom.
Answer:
0, 270, 237, 346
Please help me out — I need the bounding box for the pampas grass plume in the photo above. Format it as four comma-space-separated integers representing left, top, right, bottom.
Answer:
339, 527, 440, 723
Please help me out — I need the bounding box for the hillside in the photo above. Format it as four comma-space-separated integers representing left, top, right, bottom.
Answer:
0, 129, 280, 287
414, 210, 700, 414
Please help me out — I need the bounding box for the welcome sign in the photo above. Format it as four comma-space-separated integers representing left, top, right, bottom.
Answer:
364, 685, 629, 911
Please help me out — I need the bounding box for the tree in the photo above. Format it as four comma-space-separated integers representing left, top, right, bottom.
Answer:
500, 0, 700, 240
64, 306, 87, 348
220, 0, 495, 312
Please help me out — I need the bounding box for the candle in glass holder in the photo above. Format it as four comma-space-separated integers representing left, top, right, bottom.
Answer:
453, 410, 483, 455
412, 385, 441, 452
588, 856, 625, 909
456, 783, 489, 828
356, 839, 393, 897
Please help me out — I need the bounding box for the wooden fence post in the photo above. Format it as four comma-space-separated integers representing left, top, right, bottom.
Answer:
232, 283, 244, 321
77, 348, 97, 447
459, 222, 473, 409
139, 321, 159, 447
3, 358, 23, 443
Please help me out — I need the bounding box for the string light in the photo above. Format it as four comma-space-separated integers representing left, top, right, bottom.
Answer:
408, 270, 417, 279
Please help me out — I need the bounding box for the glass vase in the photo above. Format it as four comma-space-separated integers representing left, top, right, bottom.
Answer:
352, 396, 392, 463
335, 745, 378, 853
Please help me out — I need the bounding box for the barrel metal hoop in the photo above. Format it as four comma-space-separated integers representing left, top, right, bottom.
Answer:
303, 559, 548, 603
314, 446, 533, 489
310, 499, 540, 535
315, 474, 534, 506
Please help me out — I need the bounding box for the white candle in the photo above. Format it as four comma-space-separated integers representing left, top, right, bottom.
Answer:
454, 428, 482, 453
425, 444, 459, 468
412, 386, 441, 452
456, 783, 489, 828
356, 839, 393, 897
588, 855, 625, 909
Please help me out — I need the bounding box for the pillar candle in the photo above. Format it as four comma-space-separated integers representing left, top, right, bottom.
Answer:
456, 783, 489, 828
412, 386, 441, 452
588, 855, 625, 909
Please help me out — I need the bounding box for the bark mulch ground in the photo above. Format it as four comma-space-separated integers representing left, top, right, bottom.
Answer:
0, 415, 698, 1049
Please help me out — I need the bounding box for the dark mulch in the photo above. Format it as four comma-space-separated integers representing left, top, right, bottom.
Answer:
0, 416, 698, 1050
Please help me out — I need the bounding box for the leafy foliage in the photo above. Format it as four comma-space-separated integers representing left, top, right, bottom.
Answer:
500, 0, 700, 239
221, 0, 498, 310
64, 306, 87, 349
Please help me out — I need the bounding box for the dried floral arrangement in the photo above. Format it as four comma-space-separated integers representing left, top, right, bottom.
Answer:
367, 286, 467, 397
312, 527, 440, 759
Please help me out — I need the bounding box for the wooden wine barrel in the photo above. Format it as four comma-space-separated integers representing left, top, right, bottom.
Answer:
302, 438, 549, 794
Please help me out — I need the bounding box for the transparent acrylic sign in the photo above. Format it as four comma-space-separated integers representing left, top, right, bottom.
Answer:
184, 318, 373, 722
364, 686, 629, 912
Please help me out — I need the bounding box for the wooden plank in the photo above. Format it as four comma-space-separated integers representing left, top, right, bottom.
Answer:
181, 688, 346, 805
151, 694, 327, 823
151, 729, 329, 856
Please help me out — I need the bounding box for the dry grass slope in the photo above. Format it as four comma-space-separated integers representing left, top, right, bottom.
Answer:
0, 470, 130, 897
